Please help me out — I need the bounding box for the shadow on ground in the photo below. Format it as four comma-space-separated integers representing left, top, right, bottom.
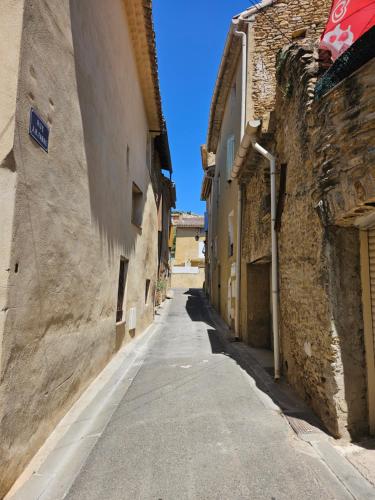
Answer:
183, 287, 329, 437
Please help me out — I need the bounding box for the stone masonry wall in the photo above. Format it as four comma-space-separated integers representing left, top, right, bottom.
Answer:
311, 59, 375, 226
242, 161, 271, 264
248, 0, 331, 122
274, 44, 368, 438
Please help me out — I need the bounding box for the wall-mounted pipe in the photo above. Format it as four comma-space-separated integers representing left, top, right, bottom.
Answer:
232, 120, 261, 179
253, 142, 280, 380
232, 23, 247, 339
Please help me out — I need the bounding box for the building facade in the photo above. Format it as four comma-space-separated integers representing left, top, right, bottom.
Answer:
269, 40, 375, 439
171, 213, 205, 289
202, 0, 331, 335
203, 0, 375, 439
0, 0, 173, 495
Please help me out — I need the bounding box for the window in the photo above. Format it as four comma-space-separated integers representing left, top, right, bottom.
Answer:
116, 257, 129, 323
126, 144, 130, 170
228, 211, 234, 257
145, 279, 151, 304
226, 135, 235, 181
198, 241, 204, 258
132, 182, 143, 227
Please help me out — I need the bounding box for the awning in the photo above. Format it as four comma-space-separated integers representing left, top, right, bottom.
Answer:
320, 0, 375, 61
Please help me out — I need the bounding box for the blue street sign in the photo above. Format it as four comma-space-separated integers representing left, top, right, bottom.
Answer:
29, 108, 49, 152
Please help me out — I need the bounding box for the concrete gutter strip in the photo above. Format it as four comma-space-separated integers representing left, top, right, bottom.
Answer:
310, 439, 375, 499
6, 299, 173, 500
202, 292, 375, 499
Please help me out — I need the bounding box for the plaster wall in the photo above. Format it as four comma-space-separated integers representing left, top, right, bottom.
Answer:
210, 62, 242, 327
0, 0, 159, 494
174, 227, 204, 265
0, 0, 24, 374
171, 268, 205, 289
172, 227, 204, 289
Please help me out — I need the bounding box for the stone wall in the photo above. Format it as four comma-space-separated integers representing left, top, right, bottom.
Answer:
273, 43, 369, 438
241, 160, 271, 264
247, 0, 331, 122
311, 59, 375, 226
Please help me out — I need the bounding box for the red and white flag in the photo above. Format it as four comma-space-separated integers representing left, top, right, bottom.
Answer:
320, 0, 375, 61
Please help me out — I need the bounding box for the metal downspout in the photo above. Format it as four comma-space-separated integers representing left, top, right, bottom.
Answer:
253, 142, 280, 380
233, 23, 247, 339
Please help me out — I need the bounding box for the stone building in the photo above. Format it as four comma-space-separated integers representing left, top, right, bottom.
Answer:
214, 0, 375, 438
271, 40, 374, 439
0, 0, 173, 495
171, 213, 205, 289
202, 0, 331, 335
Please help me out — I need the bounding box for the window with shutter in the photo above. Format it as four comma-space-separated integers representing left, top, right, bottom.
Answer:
226, 135, 235, 181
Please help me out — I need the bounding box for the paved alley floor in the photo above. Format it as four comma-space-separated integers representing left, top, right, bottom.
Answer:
11, 289, 374, 500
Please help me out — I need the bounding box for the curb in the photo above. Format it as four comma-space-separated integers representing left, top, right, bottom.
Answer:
201, 292, 375, 499
6, 298, 173, 500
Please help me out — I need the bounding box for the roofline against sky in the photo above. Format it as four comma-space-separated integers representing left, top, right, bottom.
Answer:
206, 0, 276, 153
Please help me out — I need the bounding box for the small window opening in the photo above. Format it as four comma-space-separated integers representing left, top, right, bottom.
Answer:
126, 145, 130, 169
145, 279, 151, 304
14, 263, 19, 273
228, 212, 234, 257
226, 135, 235, 181
132, 182, 143, 228
116, 257, 128, 323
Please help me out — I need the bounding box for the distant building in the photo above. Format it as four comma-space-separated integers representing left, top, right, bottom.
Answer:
171, 213, 205, 289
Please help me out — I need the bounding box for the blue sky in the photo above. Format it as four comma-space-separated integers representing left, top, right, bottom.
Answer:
154, 1, 253, 215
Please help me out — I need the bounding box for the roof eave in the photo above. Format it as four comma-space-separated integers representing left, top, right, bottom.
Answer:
206, 1, 277, 153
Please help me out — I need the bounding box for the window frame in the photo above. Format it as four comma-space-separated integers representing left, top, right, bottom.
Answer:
226, 134, 235, 182
131, 182, 143, 228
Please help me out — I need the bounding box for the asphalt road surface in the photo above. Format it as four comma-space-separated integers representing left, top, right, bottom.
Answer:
58, 289, 355, 500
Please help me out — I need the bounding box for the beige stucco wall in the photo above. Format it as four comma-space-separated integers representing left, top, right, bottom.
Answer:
0, 0, 24, 379
172, 227, 204, 289
174, 227, 204, 265
171, 268, 205, 289
209, 61, 243, 327
0, 0, 159, 494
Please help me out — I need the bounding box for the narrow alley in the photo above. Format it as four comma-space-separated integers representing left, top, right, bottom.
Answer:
2, 1, 375, 498
9, 290, 373, 500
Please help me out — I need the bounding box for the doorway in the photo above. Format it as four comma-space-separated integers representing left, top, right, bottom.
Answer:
246, 262, 272, 349
116, 257, 129, 323
360, 229, 375, 434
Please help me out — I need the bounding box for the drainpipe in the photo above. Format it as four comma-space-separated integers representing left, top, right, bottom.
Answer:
232, 22, 247, 340
253, 142, 280, 380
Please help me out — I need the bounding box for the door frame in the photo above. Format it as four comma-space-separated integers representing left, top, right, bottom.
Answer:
360, 229, 375, 433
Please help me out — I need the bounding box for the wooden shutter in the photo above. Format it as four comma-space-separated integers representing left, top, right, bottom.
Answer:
226, 135, 235, 181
